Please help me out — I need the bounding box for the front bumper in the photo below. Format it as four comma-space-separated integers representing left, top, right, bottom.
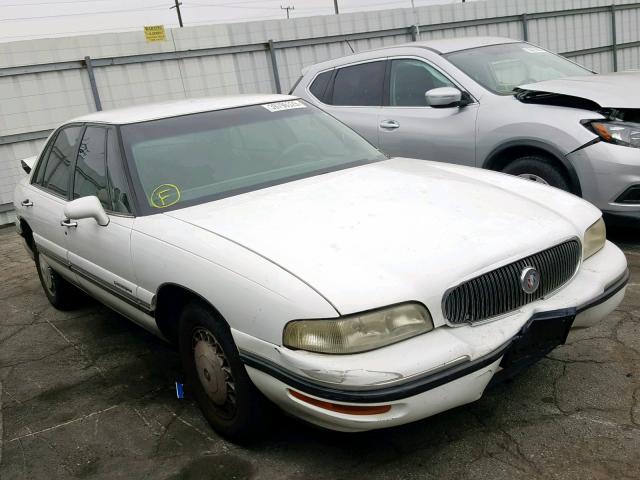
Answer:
235, 241, 628, 432
567, 142, 640, 221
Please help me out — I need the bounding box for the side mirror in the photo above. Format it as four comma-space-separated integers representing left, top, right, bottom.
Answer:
425, 87, 470, 108
64, 196, 110, 226
20, 155, 37, 174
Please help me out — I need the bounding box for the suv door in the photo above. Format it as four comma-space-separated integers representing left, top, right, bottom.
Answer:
378, 58, 479, 165
25, 125, 83, 275
309, 60, 386, 147
65, 125, 142, 309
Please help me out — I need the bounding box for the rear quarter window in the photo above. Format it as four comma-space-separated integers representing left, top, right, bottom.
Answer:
308, 71, 332, 102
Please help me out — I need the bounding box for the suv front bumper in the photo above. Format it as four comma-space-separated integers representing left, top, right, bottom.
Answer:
568, 142, 640, 225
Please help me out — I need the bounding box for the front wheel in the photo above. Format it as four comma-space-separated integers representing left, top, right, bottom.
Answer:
501, 155, 570, 192
178, 302, 274, 444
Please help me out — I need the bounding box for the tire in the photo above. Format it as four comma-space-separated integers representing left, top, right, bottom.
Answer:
501, 155, 570, 192
178, 301, 274, 444
34, 250, 77, 310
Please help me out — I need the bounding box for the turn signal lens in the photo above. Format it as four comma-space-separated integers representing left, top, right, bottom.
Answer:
283, 303, 433, 354
583, 217, 606, 260
289, 389, 391, 415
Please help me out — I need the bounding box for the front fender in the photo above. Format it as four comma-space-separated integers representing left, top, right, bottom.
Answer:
131, 214, 339, 345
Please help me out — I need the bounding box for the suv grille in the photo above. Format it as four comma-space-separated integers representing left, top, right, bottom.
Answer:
443, 239, 581, 325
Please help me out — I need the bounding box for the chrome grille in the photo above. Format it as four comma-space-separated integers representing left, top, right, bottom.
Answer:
443, 239, 581, 325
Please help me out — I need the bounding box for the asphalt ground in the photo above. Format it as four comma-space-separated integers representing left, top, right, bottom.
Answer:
0, 225, 639, 480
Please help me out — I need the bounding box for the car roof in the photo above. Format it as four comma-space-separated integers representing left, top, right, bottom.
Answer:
69, 94, 298, 125
414, 36, 519, 54
301, 36, 519, 74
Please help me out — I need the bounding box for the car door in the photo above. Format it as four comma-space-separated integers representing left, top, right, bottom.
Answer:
378, 57, 479, 166
310, 60, 386, 147
23, 125, 83, 275
64, 124, 142, 309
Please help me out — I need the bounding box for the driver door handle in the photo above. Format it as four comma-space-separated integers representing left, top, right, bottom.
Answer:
21, 199, 33, 207
60, 219, 78, 228
380, 120, 400, 130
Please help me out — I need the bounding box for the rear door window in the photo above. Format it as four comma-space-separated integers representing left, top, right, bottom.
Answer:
38, 126, 83, 197
330, 61, 385, 106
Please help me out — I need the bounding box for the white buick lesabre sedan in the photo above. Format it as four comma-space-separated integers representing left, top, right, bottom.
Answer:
13, 95, 628, 443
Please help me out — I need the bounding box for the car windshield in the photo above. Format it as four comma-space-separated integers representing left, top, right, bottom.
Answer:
445, 42, 593, 95
120, 100, 386, 213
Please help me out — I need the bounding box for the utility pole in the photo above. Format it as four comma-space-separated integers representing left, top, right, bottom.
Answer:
281, 5, 294, 19
170, 0, 184, 27
333, 0, 339, 14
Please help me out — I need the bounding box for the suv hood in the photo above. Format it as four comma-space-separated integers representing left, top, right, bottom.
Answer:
166, 158, 599, 319
517, 72, 640, 109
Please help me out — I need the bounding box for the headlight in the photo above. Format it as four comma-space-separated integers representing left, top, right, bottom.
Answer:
283, 303, 434, 354
586, 121, 640, 149
583, 217, 606, 260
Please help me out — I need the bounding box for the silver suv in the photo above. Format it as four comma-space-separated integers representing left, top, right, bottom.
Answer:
292, 37, 640, 226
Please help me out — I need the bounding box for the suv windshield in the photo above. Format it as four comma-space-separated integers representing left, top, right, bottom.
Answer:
446, 42, 593, 95
120, 100, 386, 213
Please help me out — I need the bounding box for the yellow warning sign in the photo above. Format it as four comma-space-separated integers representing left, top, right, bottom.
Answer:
144, 25, 166, 42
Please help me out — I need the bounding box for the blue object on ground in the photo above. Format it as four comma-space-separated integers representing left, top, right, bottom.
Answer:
175, 381, 184, 399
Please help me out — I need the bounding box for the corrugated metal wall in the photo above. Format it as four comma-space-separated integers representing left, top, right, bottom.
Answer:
1, 0, 639, 225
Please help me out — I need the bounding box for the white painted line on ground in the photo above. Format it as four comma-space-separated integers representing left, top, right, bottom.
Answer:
0, 382, 3, 465
8, 405, 118, 443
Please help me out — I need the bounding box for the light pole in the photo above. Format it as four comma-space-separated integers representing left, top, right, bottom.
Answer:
170, 0, 183, 27
281, 5, 295, 19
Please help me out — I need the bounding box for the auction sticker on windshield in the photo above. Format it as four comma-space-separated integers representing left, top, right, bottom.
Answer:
262, 100, 306, 112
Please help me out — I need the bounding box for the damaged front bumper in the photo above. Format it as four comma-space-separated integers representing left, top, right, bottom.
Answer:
568, 141, 640, 226
235, 241, 628, 432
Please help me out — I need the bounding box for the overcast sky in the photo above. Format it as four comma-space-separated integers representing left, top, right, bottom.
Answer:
0, 0, 476, 43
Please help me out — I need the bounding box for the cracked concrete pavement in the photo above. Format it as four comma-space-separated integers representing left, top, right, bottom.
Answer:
0, 226, 638, 480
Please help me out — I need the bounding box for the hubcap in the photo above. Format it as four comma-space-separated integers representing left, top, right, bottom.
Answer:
518, 173, 549, 185
39, 255, 55, 294
192, 328, 236, 409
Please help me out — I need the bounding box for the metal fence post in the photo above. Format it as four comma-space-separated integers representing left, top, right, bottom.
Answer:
522, 13, 529, 41
84, 56, 102, 111
267, 40, 282, 94
411, 24, 420, 41
611, 4, 618, 72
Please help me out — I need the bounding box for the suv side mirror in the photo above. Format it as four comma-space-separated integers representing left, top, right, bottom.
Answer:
425, 87, 471, 108
64, 196, 110, 226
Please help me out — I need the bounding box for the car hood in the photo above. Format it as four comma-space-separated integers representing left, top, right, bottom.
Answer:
165, 158, 600, 320
517, 72, 640, 109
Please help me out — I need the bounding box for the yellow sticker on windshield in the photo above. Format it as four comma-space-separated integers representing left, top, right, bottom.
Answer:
150, 184, 181, 208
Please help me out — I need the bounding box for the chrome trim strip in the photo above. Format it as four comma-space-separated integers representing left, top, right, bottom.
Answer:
36, 244, 153, 314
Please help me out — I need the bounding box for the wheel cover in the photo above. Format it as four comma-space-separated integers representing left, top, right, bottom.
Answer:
38, 255, 55, 295
518, 173, 550, 185
192, 327, 236, 411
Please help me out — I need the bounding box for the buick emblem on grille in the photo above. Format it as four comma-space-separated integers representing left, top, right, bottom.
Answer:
520, 267, 540, 294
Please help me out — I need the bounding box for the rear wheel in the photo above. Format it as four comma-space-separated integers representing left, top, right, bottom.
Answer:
502, 155, 570, 192
178, 301, 273, 444
35, 250, 77, 310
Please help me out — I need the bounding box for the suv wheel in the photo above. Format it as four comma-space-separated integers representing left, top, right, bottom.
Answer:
178, 301, 274, 444
502, 155, 570, 192
35, 250, 78, 310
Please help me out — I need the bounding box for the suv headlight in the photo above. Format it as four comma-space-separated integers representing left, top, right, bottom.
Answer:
585, 121, 640, 149
283, 303, 434, 354
583, 217, 606, 260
